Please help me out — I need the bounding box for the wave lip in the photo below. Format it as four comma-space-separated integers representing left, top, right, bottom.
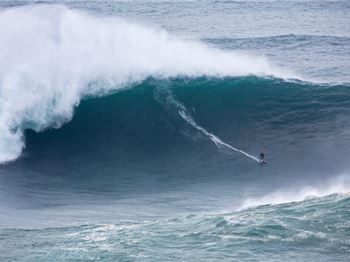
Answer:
239, 175, 350, 210
0, 4, 296, 163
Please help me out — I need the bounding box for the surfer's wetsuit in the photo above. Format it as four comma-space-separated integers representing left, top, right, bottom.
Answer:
259, 152, 265, 162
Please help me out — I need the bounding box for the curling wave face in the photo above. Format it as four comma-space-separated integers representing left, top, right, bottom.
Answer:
0, 5, 293, 163
2, 76, 348, 206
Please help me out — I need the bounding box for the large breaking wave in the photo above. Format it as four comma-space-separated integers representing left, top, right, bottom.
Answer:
19, 76, 350, 180
0, 4, 294, 163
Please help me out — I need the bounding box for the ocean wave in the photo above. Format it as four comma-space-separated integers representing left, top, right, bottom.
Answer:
0, 4, 294, 163
239, 175, 350, 209
8, 75, 350, 178
205, 34, 350, 43
2, 193, 349, 261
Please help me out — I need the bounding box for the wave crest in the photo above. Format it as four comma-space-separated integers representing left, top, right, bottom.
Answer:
239, 175, 350, 210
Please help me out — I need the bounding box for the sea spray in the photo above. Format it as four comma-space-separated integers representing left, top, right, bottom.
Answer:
239, 175, 350, 210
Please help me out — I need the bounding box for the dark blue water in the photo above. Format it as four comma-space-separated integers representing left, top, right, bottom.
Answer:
0, 1, 350, 261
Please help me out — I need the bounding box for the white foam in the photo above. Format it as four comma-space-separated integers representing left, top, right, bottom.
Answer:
239, 175, 350, 210
178, 109, 260, 162
0, 5, 293, 163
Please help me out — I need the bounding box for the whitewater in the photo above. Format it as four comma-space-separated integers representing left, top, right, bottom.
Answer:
178, 109, 260, 162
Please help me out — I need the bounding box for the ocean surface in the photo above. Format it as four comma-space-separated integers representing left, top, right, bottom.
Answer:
0, 0, 350, 261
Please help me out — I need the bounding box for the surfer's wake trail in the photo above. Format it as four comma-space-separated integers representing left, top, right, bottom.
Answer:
178, 109, 260, 162
167, 94, 260, 162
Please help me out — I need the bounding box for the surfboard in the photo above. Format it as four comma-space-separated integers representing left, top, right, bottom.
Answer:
259, 160, 267, 165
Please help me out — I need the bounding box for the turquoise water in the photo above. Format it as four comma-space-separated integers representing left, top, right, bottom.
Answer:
0, 1, 350, 261
2, 194, 349, 261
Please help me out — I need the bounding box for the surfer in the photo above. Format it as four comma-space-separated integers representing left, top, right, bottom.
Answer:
259, 152, 266, 164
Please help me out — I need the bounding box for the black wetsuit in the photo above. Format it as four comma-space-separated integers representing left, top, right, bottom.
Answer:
259, 152, 265, 161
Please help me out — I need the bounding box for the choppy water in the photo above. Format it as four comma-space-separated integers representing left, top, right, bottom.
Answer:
2, 194, 350, 261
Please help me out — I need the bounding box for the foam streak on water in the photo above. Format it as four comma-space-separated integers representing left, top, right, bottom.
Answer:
178, 109, 260, 162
